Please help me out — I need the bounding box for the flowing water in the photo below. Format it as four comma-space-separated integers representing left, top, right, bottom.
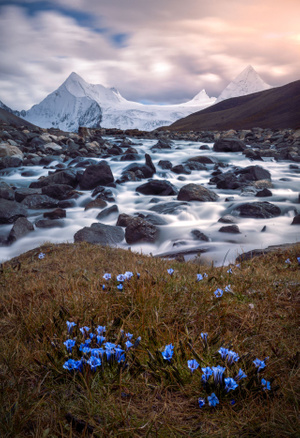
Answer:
0, 138, 299, 265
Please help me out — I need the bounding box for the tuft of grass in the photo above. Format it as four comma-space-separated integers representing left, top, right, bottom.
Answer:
0, 241, 299, 437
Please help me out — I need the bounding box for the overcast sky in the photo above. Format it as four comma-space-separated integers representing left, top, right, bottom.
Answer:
1, 0, 300, 110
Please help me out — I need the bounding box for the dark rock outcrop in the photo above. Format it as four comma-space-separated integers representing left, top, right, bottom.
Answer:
74, 223, 124, 245
136, 180, 178, 196
232, 202, 281, 218
79, 161, 114, 190
177, 183, 219, 202
0, 199, 27, 223
213, 138, 246, 152
7, 217, 34, 243
125, 217, 158, 244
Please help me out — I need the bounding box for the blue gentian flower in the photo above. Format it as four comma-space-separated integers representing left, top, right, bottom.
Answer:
66, 321, 76, 334
63, 359, 81, 371
125, 332, 133, 339
88, 356, 101, 372
104, 342, 115, 360
161, 343, 174, 361
212, 365, 226, 385
124, 271, 134, 279
235, 368, 247, 381
90, 348, 104, 358
64, 339, 76, 352
201, 332, 208, 346
227, 350, 240, 365
225, 285, 232, 292
38, 252, 45, 259
261, 378, 271, 391
137, 272, 140, 279
115, 346, 125, 362
214, 288, 223, 298
207, 393, 219, 407
102, 284, 105, 290
80, 326, 90, 336
218, 347, 229, 359
125, 340, 134, 349
103, 273, 111, 280
230, 400, 236, 405
89, 333, 95, 339
167, 268, 174, 275
227, 268, 232, 274
117, 274, 126, 282
224, 377, 239, 392
197, 274, 203, 281
133, 336, 141, 348
297, 256, 300, 264
285, 258, 291, 264
117, 284, 123, 290
198, 397, 205, 408
201, 366, 213, 383
96, 335, 106, 345
96, 325, 106, 335
253, 358, 266, 372
187, 359, 199, 373
203, 273, 208, 278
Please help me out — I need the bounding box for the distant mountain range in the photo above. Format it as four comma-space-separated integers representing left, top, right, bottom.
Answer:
0, 66, 273, 132
167, 80, 300, 131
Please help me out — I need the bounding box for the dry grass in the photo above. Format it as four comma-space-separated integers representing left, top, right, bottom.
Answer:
0, 241, 299, 437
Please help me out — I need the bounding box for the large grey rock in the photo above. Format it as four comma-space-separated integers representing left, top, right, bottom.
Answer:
21, 194, 59, 209
0, 143, 23, 158
74, 223, 124, 245
0, 182, 15, 200
213, 138, 246, 152
136, 180, 178, 196
7, 217, 34, 243
236, 165, 271, 181
218, 225, 241, 234
0, 199, 27, 223
29, 169, 78, 188
96, 205, 119, 220
177, 183, 219, 202
291, 214, 300, 225
14, 188, 42, 202
125, 217, 158, 244
0, 156, 23, 169
41, 184, 75, 200
233, 202, 281, 218
122, 154, 156, 179
79, 161, 114, 190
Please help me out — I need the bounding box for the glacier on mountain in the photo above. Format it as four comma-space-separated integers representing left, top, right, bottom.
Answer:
23, 72, 216, 132
215, 65, 272, 103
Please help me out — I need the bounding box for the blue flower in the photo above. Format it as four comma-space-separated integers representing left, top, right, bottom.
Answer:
253, 358, 266, 372
214, 288, 223, 298
235, 368, 247, 381
64, 339, 76, 352
224, 377, 239, 392
207, 393, 219, 407
63, 359, 82, 371
90, 348, 104, 358
96, 335, 106, 345
117, 284, 123, 290
88, 356, 102, 372
117, 274, 126, 282
201, 366, 213, 383
212, 365, 226, 385
102, 284, 105, 290
218, 347, 229, 359
161, 343, 174, 361
227, 350, 240, 365
198, 397, 205, 408
125, 332, 133, 339
285, 258, 291, 264
104, 342, 115, 360
297, 256, 300, 264
103, 273, 111, 280
137, 272, 140, 279
187, 359, 199, 373
124, 271, 134, 280
225, 284, 232, 292
227, 268, 232, 274
133, 336, 141, 348
167, 268, 174, 275
115, 346, 125, 362
38, 252, 45, 259
66, 321, 76, 334
80, 326, 90, 336
261, 378, 271, 391
203, 273, 208, 278
201, 332, 208, 346
230, 399, 236, 405
125, 340, 134, 349
197, 274, 203, 281
96, 325, 106, 335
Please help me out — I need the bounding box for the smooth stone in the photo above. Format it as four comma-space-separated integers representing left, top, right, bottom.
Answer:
177, 183, 219, 202
74, 223, 125, 245
7, 217, 34, 243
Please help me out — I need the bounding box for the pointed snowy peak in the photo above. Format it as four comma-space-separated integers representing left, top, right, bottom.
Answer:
216, 65, 272, 103
182, 89, 216, 107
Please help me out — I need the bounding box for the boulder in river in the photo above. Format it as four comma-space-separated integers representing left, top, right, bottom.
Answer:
74, 223, 125, 245
177, 183, 219, 202
136, 180, 178, 196
125, 217, 158, 244
0, 199, 27, 223
7, 217, 34, 244
232, 201, 281, 218
213, 138, 246, 152
79, 161, 114, 190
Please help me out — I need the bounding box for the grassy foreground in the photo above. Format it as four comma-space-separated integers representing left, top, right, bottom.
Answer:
0, 242, 299, 437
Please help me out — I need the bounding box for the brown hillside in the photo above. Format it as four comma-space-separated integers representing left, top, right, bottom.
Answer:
166, 80, 300, 131
0, 108, 37, 130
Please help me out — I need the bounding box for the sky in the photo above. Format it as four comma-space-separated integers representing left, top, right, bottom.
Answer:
0, 0, 300, 110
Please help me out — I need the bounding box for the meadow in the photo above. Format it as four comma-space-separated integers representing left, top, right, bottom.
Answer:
0, 241, 299, 437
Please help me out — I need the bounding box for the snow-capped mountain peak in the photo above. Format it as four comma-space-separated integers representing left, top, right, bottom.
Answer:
216, 65, 271, 103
